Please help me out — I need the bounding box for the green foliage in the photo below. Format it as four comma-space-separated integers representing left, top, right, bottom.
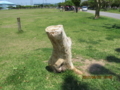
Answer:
88, 0, 96, 9
58, 0, 74, 6
0, 7, 2, 10
72, 0, 81, 6
65, 0, 74, 6
58, 2, 65, 7
112, 0, 120, 7
15, 4, 56, 9
7, 6, 13, 9
88, 0, 120, 10
81, 1, 89, 6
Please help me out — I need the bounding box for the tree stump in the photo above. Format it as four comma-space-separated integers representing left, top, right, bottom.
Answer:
45, 25, 83, 75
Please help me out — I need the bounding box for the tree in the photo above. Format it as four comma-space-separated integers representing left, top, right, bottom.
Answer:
89, 0, 120, 19
89, 0, 111, 19
94, 0, 117, 19
72, 0, 81, 13
94, 0, 102, 19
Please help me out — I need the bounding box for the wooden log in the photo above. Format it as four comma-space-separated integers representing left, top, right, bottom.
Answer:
45, 25, 83, 75
17, 17, 22, 31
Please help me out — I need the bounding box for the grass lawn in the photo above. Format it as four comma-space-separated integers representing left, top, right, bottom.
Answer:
0, 9, 120, 90
101, 9, 120, 14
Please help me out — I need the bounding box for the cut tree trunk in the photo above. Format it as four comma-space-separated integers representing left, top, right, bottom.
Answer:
45, 25, 83, 75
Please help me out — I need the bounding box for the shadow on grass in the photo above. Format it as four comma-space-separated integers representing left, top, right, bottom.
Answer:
78, 39, 101, 45
111, 24, 120, 29
88, 64, 120, 81
106, 35, 120, 40
87, 16, 94, 19
115, 48, 120, 52
103, 24, 120, 40
16, 30, 24, 34
73, 31, 80, 33
87, 16, 107, 20
89, 64, 115, 75
106, 48, 120, 63
106, 56, 120, 63
103, 24, 120, 29
4, 67, 26, 86
34, 48, 52, 52
62, 74, 90, 90
46, 66, 93, 90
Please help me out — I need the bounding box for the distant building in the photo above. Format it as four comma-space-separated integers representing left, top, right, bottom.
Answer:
0, 0, 16, 10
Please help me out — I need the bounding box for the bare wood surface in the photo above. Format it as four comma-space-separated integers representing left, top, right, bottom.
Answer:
45, 25, 82, 74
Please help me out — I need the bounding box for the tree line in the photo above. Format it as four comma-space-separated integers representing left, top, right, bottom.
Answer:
82, 0, 120, 10
4, 4, 57, 9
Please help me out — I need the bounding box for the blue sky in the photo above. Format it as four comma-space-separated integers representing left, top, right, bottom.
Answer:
6, 0, 64, 5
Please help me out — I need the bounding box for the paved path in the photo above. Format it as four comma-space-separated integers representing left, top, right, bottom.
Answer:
87, 10, 120, 19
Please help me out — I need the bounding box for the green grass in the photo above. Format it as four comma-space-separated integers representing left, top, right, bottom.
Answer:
101, 9, 120, 14
0, 9, 120, 90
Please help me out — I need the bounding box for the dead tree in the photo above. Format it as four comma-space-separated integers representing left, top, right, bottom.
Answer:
45, 25, 83, 75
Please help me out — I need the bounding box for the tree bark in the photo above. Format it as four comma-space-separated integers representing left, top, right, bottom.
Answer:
95, 0, 101, 19
75, 6, 78, 13
45, 25, 82, 75
95, 7, 100, 19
